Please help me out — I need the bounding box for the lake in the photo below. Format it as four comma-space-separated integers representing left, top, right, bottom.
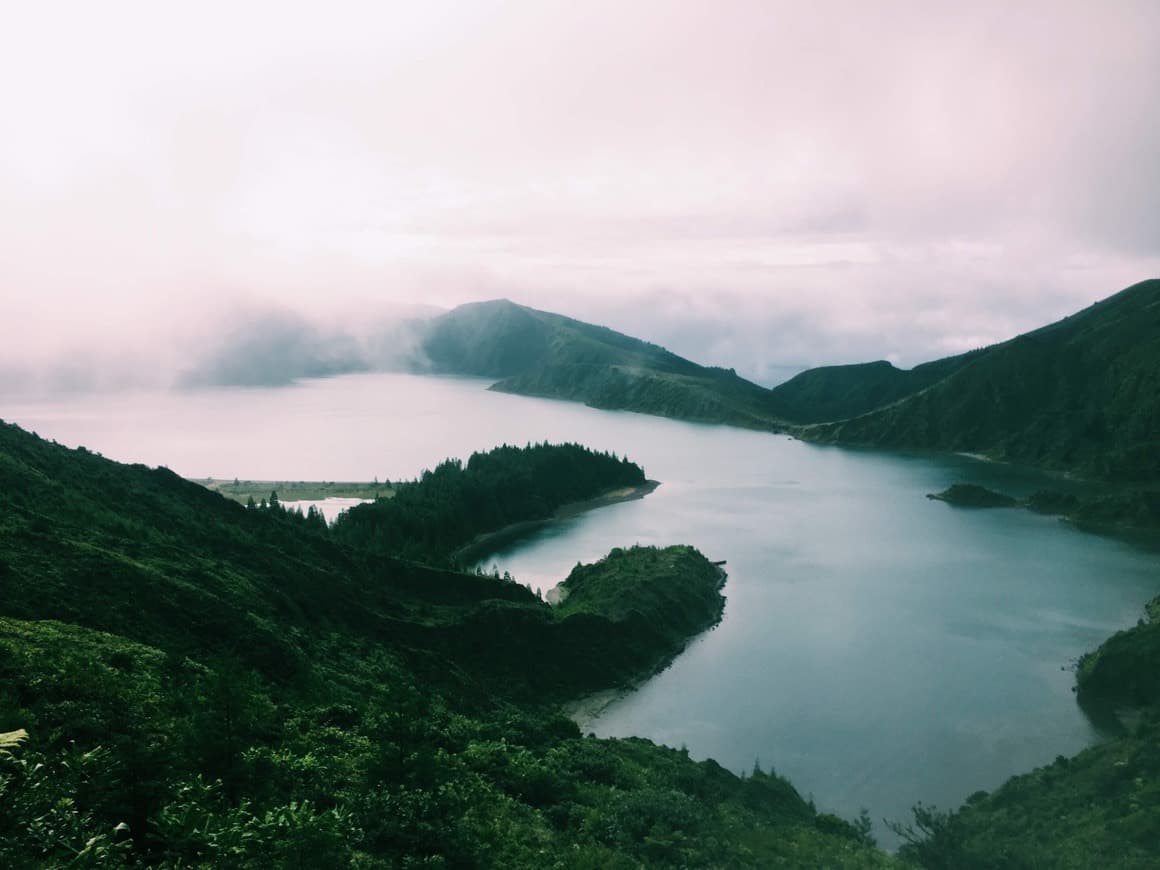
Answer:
5, 371, 1158, 845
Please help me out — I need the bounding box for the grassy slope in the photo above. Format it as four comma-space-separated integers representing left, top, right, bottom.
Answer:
0, 420, 890, 867
418, 299, 784, 429
766, 354, 981, 424
806, 280, 1160, 482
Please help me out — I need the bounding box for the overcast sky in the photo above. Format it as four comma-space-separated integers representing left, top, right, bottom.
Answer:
3, 0, 1158, 389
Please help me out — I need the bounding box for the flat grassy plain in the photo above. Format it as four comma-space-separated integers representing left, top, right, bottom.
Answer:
193, 478, 394, 503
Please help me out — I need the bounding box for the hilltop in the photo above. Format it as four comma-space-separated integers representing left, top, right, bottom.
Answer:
800, 280, 1160, 482
415, 299, 784, 429
412, 282, 1160, 485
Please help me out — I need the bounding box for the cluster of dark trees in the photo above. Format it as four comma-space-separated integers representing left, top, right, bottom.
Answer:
331, 442, 645, 563
245, 490, 330, 534
0, 421, 886, 867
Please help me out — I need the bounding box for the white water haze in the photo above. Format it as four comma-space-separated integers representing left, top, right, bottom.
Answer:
3, 0, 1159, 392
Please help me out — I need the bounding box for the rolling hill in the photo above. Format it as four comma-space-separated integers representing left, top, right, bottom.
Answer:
415, 299, 785, 429
803, 279, 1160, 481
412, 281, 1160, 485
764, 353, 983, 424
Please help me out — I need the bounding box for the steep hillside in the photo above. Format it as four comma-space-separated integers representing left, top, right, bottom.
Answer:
0, 421, 889, 867
416, 299, 784, 428
806, 280, 1160, 481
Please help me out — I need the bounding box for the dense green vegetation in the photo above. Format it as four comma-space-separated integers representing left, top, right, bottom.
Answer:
1065, 490, 1160, 533
557, 546, 725, 662
0, 421, 892, 867
416, 299, 783, 429
9, 272, 1160, 865
807, 280, 1160, 483
927, 481, 1160, 534
1076, 595, 1160, 711
765, 355, 981, 425
926, 484, 1017, 508
331, 442, 646, 565
416, 281, 1160, 487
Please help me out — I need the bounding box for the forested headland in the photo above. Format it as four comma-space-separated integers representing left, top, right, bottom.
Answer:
0, 421, 889, 867
330, 442, 647, 566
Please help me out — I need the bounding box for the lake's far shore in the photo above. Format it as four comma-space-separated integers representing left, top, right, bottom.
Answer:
193, 478, 394, 503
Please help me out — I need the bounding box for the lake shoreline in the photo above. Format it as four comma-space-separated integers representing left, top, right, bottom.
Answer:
562, 560, 728, 731
452, 479, 661, 565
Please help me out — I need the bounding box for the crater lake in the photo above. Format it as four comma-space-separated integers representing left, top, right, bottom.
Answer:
7, 371, 1158, 845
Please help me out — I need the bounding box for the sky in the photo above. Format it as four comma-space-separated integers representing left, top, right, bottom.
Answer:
3, 0, 1159, 390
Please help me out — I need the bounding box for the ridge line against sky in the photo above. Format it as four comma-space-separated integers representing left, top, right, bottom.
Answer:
2, 0, 1159, 393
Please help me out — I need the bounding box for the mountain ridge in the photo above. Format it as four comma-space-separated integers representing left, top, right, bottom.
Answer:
0, 420, 890, 866
416, 298, 785, 429
415, 280, 1159, 483
805, 279, 1160, 481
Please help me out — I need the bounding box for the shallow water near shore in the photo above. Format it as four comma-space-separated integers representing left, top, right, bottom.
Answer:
6, 371, 1159, 847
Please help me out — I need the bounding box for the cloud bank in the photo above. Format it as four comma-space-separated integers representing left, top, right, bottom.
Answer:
2, 0, 1158, 390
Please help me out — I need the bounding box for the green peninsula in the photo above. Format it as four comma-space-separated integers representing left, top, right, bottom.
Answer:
0, 420, 888, 868
554, 545, 727, 680
330, 441, 649, 566
416, 298, 784, 429
927, 483, 1018, 508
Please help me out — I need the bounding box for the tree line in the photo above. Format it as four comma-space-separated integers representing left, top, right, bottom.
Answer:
331, 442, 645, 564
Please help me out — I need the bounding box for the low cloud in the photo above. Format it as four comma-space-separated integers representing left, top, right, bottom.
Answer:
1, 1, 1157, 396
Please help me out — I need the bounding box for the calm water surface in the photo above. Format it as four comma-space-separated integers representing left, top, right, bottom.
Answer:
6, 372, 1158, 845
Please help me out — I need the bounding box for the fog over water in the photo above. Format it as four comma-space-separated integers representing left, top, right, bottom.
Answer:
4, 2, 1160, 393
6, 372, 1158, 846
6, 1, 1160, 856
